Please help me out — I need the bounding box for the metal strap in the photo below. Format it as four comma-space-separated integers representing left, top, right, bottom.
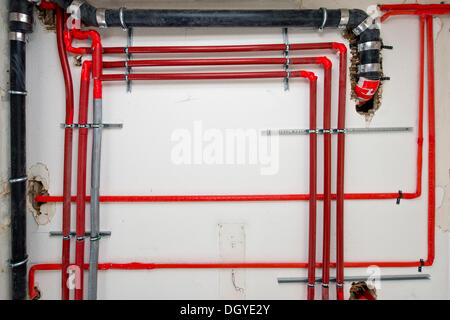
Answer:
358, 63, 381, 73
318, 7, 327, 32
283, 28, 290, 91
119, 6, 127, 31
9, 12, 33, 24
61, 123, 123, 129
9, 90, 27, 96
358, 41, 382, 52
90, 235, 101, 242
9, 176, 27, 184
338, 9, 349, 29
336, 283, 344, 287
353, 16, 374, 36
96, 8, 107, 28
10, 256, 28, 268
307, 283, 315, 288
76, 236, 85, 242
9, 32, 26, 43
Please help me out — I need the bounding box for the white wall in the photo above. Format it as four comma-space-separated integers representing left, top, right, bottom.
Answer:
0, 0, 449, 300
0, 0, 11, 300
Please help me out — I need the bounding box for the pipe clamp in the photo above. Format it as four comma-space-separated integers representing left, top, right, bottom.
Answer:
353, 16, 374, 36
9, 32, 26, 43
318, 7, 327, 32
9, 12, 33, 25
9, 256, 28, 268
9, 176, 28, 184
358, 63, 381, 73
338, 9, 349, 29
96, 8, 107, 28
9, 90, 28, 96
119, 6, 127, 30
358, 41, 382, 52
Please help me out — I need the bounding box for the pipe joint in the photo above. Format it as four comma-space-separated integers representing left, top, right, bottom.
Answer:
316, 57, 332, 69
301, 71, 318, 82
332, 42, 347, 54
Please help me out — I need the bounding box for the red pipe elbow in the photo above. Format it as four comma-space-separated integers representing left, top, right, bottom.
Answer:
316, 57, 332, 69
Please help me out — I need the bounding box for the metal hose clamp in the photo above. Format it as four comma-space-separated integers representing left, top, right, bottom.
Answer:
357, 41, 382, 52
358, 63, 381, 73
9, 12, 33, 24
9, 32, 26, 43
336, 282, 344, 287
318, 7, 327, 32
9, 176, 28, 184
353, 16, 374, 36
96, 8, 107, 28
10, 256, 28, 268
9, 89, 27, 95
119, 6, 127, 31
338, 9, 349, 30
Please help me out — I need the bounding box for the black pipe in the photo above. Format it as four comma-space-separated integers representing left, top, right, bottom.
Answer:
9, 0, 33, 300
50, 1, 382, 100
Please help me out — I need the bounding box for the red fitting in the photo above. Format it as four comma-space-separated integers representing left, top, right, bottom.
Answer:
39, 1, 57, 9
301, 71, 318, 82
332, 42, 347, 54
354, 78, 380, 103
316, 56, 332, 69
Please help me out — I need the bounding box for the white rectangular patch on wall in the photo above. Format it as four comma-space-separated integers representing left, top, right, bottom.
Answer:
218, 223, 246, 300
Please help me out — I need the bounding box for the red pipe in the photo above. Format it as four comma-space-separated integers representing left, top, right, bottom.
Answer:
56, 8, 74, 301
72, 42, 342, 56
335, 43, 348, 301
74, 61, 92, 300
28, 257, 429, 300
100, 70, 315, 82
307, 75, 318, 300
379, 4, 450, 11
321, 60, 332, 300
381, 9, 450, 22
425, 15, 436, 267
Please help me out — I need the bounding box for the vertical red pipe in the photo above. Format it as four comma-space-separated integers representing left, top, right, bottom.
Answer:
416, 16, 425, 198
307, 76, 318, 300
56, 8, 74, 301
425, 16, 436, 267
335, 45, 347, 300
74, 61, 92, 300
321, 64, 332, 300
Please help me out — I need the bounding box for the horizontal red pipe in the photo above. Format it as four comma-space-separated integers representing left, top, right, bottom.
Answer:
28, 258, 430, 299
72, 42, 343, 55
103, 57, 322, 68
100, 70, 313, 82
35, 192, 418, 203
381, 9, 450, 22
379, 4, 450, 11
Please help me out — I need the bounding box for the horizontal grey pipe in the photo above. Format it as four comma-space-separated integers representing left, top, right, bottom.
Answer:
278, 274, 431, 283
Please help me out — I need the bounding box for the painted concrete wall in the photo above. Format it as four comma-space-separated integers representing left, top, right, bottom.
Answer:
0, 0, 449, 300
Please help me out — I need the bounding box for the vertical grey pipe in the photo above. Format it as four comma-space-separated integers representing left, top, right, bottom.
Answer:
88, 99, 102, 300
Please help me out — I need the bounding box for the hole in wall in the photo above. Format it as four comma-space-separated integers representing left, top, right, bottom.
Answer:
342, 29, 384, 122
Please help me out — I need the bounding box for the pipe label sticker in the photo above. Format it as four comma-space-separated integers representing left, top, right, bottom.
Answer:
354, 77, 380, 102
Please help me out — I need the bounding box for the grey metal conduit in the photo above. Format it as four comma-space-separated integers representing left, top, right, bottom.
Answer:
88, 98, 102, 300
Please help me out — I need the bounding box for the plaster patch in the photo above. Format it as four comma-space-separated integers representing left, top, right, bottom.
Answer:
218, 223, 246, 299
27, 163, 55, 225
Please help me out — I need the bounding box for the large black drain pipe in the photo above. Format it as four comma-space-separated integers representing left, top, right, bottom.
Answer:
49, 0, 382, 103
9, 0, 34, 300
